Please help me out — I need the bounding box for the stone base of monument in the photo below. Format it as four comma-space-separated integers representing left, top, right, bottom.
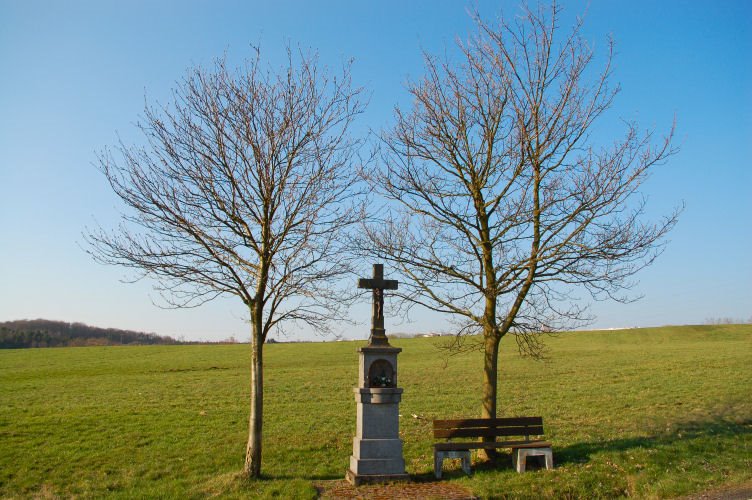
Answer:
346, 346, 409, 486
345, 468, 410, 486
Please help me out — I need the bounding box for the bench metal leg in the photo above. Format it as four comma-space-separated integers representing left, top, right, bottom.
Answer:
434, 450, 472, 479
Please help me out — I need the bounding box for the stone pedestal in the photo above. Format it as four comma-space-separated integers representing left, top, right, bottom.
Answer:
346, 345, 409, 485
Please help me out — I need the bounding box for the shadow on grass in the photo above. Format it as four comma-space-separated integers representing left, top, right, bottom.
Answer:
422, 417, 752, 476
242, 473, 343, 481
232, 418, 751, 486
411, 453, 523, 481
308, 473, 347, 481
554, 417, 752, 466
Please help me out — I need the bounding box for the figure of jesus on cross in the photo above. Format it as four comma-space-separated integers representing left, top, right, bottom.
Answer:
358, 264, 398, 346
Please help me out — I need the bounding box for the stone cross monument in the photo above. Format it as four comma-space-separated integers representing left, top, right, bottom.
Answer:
346, 264, 409, 485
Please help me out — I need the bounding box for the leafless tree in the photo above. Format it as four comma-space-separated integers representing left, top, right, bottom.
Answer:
86, 49, 366, 477
360, 2, 680, 446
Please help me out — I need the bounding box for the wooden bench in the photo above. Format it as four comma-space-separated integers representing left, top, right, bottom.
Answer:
433, 416, 553, 478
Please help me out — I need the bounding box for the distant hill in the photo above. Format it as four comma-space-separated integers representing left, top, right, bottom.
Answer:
0, 319, 182, 349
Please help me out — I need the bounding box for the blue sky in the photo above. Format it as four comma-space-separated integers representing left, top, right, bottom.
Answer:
1, 1, 750, 341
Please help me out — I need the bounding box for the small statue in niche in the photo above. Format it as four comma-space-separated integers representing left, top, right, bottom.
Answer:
371, 369, 392, 387
369, 359, 394, 387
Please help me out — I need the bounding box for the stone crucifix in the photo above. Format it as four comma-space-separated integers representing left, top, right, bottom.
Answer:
358, 264, 398, 346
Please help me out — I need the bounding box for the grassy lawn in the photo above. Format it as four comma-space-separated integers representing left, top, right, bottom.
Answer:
0, 325, 750, 498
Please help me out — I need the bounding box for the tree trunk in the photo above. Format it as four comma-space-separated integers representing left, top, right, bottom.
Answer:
244, 326, 263, 478
479, 328, 501, 460
481, 333, 500, 418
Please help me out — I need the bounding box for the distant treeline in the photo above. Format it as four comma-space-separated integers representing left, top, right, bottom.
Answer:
0, 319, 182, 349
705, 316, 752, 325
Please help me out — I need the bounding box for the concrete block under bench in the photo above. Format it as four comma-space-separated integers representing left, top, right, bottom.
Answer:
434, 450, 472, 479
512, 445, 554, 473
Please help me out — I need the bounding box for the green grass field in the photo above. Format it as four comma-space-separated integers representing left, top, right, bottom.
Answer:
1, 325, 750, 499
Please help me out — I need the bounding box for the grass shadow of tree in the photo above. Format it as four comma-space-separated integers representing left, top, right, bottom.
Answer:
554, 417, 752, 466
427, 417, 752, 477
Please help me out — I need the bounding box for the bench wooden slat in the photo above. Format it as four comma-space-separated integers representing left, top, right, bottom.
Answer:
433, 416, 543, 429
434, 425, 544, 439
435, 440, 551, 451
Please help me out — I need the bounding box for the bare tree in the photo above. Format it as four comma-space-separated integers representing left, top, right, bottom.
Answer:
361, 2, 680, 445
86, 49, 365, 477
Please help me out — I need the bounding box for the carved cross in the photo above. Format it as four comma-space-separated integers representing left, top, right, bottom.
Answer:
358, 264, 398, 346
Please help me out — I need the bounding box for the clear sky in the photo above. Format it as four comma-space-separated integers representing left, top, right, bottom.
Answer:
1, 1, 750, 342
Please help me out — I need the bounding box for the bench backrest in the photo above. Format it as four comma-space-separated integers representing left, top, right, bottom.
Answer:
433, 416, 544, 441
